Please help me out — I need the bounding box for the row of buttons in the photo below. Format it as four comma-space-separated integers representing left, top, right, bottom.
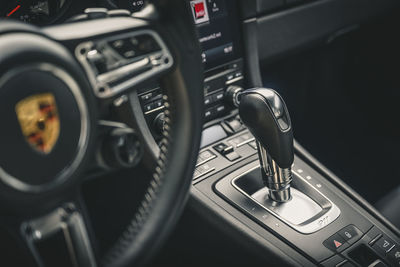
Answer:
203, 60, 243, 94
196, 150, 217, 167
143, 98, 164, 113
194, 149, 217, 180
213, 142, 241, 162
110, 34, 160, 60
228, 132, 255, 148
205, 105, 226, 120
193, 163, 215, 180
204, 90, 225, 106
368, 227, 400, 266
226, 71, 243, 84
140, 88, 162, 103
323, 225, 363, 253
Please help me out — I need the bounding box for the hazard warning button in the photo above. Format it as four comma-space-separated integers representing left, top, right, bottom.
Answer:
323, 233, 349, 252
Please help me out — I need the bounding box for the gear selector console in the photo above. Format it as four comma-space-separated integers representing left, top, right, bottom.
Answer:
236, 88, 340, 233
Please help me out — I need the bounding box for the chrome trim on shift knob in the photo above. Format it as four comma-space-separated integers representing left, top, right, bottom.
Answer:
257, 142, 292, 202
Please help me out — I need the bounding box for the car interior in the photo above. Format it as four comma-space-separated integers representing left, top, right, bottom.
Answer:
0, 0, 399, 266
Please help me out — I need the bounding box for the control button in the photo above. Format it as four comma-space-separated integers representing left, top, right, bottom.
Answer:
373, 235, 396, 254
84, 7, 108, 19
216, 105, 225, 113
228, 60, 242, 70
213, 143, 228, 154
154, 99, 163, 108
320, 254, 346, 267
197, 150, 217, 166
199, 150, 215, 161
368, 260, 388, 267
149, 93, 163, 102
204, 96, 212, 106
197, 163, 211, 173
195, 163, 215, 178
388, 245, 400, 266
222, 146, 234, 155
225, 85, 243, 107
338, 225, 363, 245
336, 260, 355, 267
323, 233, 347, 252
249, 141, 257, 150
143, 103, 154, 112
226, 73, 234, 81
228, 137, 242, 147
214, 91, 224, 101
101, 127, 142, 169
367, 227, 384, 245
140, 92, 153, 102
234, 71, 243, 78
205, 108, 214, 119
227, 119, 243, 132
107, 9, 131, 17
225, 151, 241, 162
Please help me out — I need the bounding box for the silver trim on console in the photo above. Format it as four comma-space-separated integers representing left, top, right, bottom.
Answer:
75, 30, 174, 98
231, 165, 341, 234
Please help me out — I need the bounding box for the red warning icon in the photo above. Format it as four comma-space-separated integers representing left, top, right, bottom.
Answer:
334, 240, 343, 248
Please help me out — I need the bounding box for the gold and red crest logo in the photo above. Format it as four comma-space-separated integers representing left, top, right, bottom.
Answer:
15, 93, 60, 154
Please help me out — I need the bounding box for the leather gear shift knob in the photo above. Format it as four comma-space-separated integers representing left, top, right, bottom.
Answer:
239, 88, 294, 169
239, 88, 294, 202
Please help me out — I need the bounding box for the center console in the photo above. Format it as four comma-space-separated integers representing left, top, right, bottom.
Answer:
136, 1, 400, 266
138, 0, 245, 141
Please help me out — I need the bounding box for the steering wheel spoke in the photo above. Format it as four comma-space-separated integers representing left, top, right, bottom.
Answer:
73, 24, 174, 100
0, 1, 204, 266
21, 199, 97, 267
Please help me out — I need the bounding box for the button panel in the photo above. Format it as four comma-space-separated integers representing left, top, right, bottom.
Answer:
387, 246, 400, 266
227, 132, 255, 148
196, 150, 217, 166
363, 226, 400, 266
139, 87, 164, 114
324, 225, 364, 254
373, 235, 396, 254
338, 225, 363, 245
76, 30, 173, 98
323, 233, 349, 252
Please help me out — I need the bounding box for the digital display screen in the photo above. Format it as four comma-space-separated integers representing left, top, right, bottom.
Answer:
189, 0, 241, 70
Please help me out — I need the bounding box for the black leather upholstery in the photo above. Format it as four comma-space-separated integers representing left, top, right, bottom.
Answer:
376, 186, 400, 230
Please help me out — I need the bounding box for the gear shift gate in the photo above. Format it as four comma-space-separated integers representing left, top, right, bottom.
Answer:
253, 188, 322, 225
232, 166, 341, 234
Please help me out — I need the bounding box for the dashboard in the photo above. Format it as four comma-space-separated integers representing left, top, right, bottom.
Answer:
0, 0, 149, 25
0, 0, 245, 141
1, 0, 400, 266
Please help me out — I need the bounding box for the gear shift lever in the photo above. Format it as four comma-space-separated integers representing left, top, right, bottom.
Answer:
239, 88, 294, 202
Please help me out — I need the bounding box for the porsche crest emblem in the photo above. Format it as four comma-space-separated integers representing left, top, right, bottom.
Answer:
15, 93, 60, 154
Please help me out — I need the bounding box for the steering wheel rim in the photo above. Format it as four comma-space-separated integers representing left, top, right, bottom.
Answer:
0, 1, 204, 266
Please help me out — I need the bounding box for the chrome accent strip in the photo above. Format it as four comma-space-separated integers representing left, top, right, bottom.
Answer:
236, 137, 255, 148
75, 30, 174, 99
194, 167, 215, 180
144, 105, 165, 115
196, 154, 217, 167
225, 76, 244, 85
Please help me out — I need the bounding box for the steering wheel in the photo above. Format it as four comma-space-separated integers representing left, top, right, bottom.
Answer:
0, 1, 204, 266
